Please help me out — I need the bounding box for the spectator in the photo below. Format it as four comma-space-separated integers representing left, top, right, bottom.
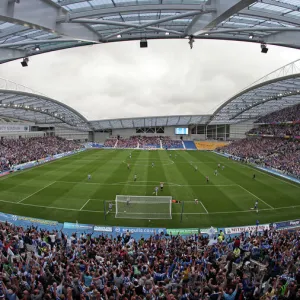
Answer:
0, 136, 80, 172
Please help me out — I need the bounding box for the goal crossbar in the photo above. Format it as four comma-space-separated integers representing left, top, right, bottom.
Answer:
115, 195, 172, 219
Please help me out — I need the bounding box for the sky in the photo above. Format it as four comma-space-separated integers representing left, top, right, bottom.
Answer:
0, 39, 299, 121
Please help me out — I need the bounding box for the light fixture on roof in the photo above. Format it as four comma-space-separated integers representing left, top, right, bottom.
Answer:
34, 45, 40, 51
261, 43, 268, 53
249, 34, 253, 39
117, 34, 122, 38
204, 33, 209, 36
140, 39, 148, 48
188, 35, 194, 49
165, 32, 170, 36
21, 57, 29, 67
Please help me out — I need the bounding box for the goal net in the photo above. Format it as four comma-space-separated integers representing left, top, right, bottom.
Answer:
115, 195, 172, 219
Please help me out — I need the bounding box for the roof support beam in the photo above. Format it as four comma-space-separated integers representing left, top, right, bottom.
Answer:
265, 31, 300, 49
230, 91, 300, 120
72, 19, 183, 36
0, 0, 100, 42
260, 0, 299, 11
239, 9, 300, 26
192, 0, 257, 36
58, 5, 215, 21
105, 11, 203, 40
0, 48, 26, 62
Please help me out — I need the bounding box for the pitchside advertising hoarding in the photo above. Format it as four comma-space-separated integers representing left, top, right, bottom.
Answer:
113, 227, 166, 235
224, 224, 270, 235
274, 219, 300, 230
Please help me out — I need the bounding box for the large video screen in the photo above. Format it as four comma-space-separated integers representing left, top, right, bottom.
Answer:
175, 128, 189, 135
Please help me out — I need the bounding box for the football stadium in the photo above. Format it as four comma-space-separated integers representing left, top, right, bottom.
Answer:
0, 0, 300, 299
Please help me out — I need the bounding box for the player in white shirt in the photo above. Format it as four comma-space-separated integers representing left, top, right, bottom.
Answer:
152, 162, 155, 168
129, 153, 132, 159
222, 165, 225, 170
214, 170, 218, 176
194, 199, 198, 204
160, 182, 164, 191
134, 174, 137, 181
153, 186, 159, 196
254, 200, 258, 213
88, 174, 91, 180
218, 163, 220, 168
109, 202, 113, 211
126, 197, 130, 206
195, 166, 198, 172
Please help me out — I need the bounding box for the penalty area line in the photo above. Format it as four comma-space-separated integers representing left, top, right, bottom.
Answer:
80, 199, 90, 211
199, 201, 208, 214
237, 184, 274, 209
18, 181, 56, 203
0, 199, 104, 213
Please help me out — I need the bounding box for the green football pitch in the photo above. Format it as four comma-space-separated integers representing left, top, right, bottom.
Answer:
0, 149, 299, 228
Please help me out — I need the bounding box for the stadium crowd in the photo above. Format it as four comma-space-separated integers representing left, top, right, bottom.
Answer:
117, 137, 139, 149
139, 137, 161, 148
248, 124, 300, 137
0, 137, 80, 172
219, 138, 300, 178
104, 136, 186, 149
256, 104, 300, 123
162, 138, 183, 149
104, 139, 117, 148
0, 221, 300, 300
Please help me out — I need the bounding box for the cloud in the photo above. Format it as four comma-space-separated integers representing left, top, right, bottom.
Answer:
0, 39, 299, 120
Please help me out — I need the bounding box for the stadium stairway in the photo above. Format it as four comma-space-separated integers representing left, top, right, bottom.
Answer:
184, 141, 197, 149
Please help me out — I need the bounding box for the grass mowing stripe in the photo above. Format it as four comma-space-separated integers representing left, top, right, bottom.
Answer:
0, 150, 299, 227
18, 181, 56, 203
237, 184, 274, 209
213, 152, 300, 189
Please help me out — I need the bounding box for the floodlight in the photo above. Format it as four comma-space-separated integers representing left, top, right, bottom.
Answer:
165, 32, 170, 36
140, 40, 148, 48
188, 35, 194, 49
21, 57, 29, 67
261, 43, 268, 53
249, 34, 253, 39
34, 45, 40, 51
117, 34, 122, 38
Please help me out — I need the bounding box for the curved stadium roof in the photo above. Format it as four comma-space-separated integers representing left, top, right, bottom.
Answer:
1, 0, 300, 63
0, 89, 90, 130
1, 0, 300, 129
210, 59, 300, 124
1, 59, 300, 129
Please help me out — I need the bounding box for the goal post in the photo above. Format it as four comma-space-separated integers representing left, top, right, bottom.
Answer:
115, 195, 172, 219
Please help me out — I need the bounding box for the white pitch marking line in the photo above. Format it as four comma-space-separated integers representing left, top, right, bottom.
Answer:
18, 181, 56, 203
0, 198, 299, 215
237, 184, 274, 209
0, 151, 84, 182
0, 199, 104, 213
213, 152, 300, 188
56, 180, 235, 187
199, 201, 208, 214
80, 199, 90, 211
